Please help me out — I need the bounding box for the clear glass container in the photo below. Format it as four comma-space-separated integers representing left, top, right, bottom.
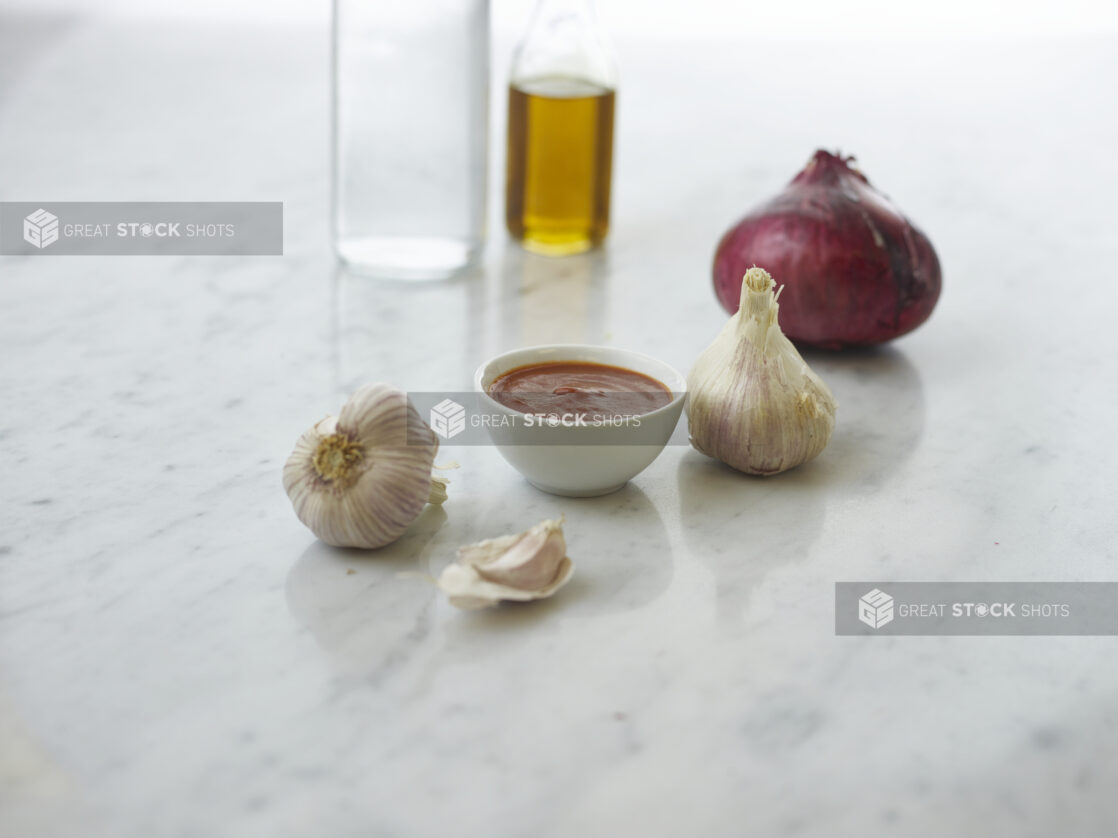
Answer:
505, 0, 618, 256
332, 2, 489, 279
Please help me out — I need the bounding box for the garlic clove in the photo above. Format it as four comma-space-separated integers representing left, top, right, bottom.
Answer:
437, 518, 574, 610
687, 267, 837, 475
283, 383, 448, 549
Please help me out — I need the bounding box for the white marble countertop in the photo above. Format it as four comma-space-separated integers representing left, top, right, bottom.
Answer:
3, 13, 1118, 838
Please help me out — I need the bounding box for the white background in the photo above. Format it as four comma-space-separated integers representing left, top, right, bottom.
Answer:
3, 0, 1118, 37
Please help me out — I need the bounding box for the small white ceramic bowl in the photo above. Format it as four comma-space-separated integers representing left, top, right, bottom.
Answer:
474, 344, 687, 497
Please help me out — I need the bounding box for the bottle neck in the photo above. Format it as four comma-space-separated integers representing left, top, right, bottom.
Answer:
513, 0, 616, 89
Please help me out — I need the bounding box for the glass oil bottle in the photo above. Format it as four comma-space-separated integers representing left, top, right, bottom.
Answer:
505, 0, 617, 256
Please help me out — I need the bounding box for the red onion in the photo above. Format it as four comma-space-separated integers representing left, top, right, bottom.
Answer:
713, 150, 942, 348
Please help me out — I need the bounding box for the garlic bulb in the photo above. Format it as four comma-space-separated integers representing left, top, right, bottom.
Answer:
437, 518, 573, 610
283, 383, 447, 548
687, 267, 837, 475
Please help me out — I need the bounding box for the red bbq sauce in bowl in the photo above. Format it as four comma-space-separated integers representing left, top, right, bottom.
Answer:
487, 361, 672, 422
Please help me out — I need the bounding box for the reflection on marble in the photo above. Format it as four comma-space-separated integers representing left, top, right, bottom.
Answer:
678, 452, 827, 629
496, 243, 611, 349
333, 264, 487, 394
285, 506, 446, 677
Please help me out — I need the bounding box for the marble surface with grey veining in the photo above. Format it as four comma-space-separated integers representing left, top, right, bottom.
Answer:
2, 13, 1118, 838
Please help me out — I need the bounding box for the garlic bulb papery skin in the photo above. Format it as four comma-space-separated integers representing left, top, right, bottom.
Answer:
687, 267, 837, 476
283, 383, 446, 548
437, 518, 573, 610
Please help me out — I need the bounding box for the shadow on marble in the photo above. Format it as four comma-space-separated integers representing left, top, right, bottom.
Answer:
331, 263, 487, 396
799, 345, 927, 491
284, 504, 448, 677
496, 242, 610, 348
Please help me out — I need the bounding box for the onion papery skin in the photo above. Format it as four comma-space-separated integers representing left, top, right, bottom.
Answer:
713, 150, 942, 349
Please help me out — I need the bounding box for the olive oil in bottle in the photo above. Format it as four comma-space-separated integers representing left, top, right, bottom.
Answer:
504, 0, 618, 255
505, 77, 615, 255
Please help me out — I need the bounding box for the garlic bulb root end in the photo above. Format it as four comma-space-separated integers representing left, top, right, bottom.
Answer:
311, 432, 364, 488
